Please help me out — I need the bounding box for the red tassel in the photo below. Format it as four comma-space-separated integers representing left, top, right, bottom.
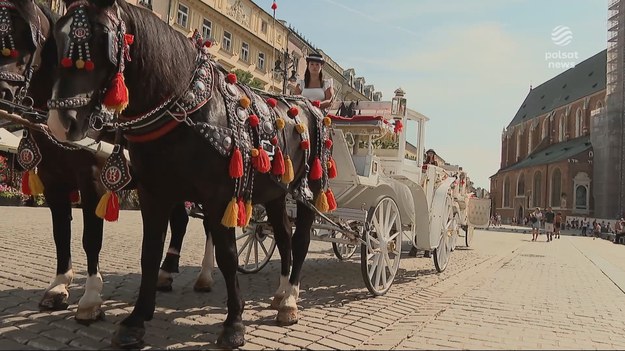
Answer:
124, 34, 134, 46
328, 157, 337, 179
266, 98, 277, 108
312, 100, 321, 108
103, 72, 129, 112
61, 57, 73, 68
272, 148, 285, 176
226, 73, 237, 84
248, 114, 260, 128
237, 198, 246, 227
9, 49, 18, 58
300, 140, 310, 150
21, 171, 31, 195
310, 157, 322, 180
325, 139, 333, 149
253, 148, 271, 173
69, 190, 80, 203
326, 189, 337, 211
104, 192, 120, 222
229, 148, 243, 178
288, 107, 299, 118
84, 60, 95, 71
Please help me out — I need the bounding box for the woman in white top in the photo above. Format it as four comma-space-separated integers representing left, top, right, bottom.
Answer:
293, 53, 334, 110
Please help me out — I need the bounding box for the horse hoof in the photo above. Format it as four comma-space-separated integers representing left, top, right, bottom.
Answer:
156, 276, 173, 292
193, 280, 213, 293
111, 325, 146, 350
39, 292, 69, 311
75, 308, 105, 326
156, 283, 173, 292
217, 323, 245, 349
269, 296, 283, 310
276, 307, 298, 326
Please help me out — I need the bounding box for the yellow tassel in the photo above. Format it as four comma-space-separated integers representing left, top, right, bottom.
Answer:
251, 148, 259, 157
95, 191, 112, 219
295, 123, 306, 134
282, 156, 294, 184
28, 170, 45, 195
315, 191, 329, 213
245, 200, 253, 226
276, 118, 285, 130
221, 197, 239, 228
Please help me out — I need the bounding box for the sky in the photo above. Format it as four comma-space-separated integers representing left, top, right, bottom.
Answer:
252, 0, 608, 189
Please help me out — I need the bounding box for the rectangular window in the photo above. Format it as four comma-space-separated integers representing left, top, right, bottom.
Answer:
202, 19, 212, 40
260, 20, 268, 34
257, 52, 265, 70
222, 31, 232, 52
241, 42, 249, 62
176, 3, 189, 28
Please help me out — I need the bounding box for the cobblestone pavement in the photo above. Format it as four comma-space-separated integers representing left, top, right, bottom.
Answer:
1, 207, 625, 350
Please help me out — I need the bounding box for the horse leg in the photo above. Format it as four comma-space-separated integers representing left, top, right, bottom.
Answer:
193, 221, 214, 292
157, 202, 189, 292
39, 189, 74, 311
264, 197, 292, 310
75, 183, 105, 324
112, 195, 171, 349
278, 201, 314, 325
203, 202, 245, 348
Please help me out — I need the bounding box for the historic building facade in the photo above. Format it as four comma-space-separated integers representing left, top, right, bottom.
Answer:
490, 51, 606, 223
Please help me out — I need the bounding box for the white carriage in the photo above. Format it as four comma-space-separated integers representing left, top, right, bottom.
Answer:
235, 93, 490, 296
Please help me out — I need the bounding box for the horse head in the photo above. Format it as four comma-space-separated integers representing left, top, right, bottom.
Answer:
48, 0, 198, 142
0, 0, 54, 104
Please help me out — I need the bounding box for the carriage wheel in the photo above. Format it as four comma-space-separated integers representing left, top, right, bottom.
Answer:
465, 225, 475, 247
361, 197, 402, 296
236, 205, 277, 274
332, 230, 358, 260
449, 213, 459, 252
433, 195, 454, 273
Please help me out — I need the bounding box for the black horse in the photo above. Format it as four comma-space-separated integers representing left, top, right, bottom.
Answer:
0, 0, 206, 324
47, 0, 334, 348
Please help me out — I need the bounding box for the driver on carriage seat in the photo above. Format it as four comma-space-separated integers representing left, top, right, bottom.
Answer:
293, 53, 334, 111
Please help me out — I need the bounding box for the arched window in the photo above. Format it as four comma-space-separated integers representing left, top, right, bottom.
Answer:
551, 168, 562, 207
596, 100, 603, 110
575, 108, 583, 137
516, 130, 521, 160
542, 119, 548, 139
533, 171, 542, 207
517, 173, 525, 195
503, 176, 511, 207
575, 186, 587, 209
528, 126, 533, 154
558, 116, 565, 142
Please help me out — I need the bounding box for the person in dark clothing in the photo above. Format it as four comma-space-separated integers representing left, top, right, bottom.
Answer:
544, 207, 555, 242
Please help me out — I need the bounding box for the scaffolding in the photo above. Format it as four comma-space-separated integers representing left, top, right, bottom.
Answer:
592, 0, 625, 218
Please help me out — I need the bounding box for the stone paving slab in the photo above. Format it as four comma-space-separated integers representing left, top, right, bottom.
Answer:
0, 207, 624, 350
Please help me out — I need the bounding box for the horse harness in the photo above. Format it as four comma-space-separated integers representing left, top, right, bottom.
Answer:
0, 0, 48, 105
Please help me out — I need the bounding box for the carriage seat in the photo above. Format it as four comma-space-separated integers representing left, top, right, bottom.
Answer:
327, 114, 389, 136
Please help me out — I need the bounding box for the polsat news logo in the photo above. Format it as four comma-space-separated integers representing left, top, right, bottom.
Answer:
545, 25, 578, 69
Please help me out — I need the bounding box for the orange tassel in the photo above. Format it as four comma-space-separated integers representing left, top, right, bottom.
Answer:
272, 148, 285, 176
229, 148, 243, 178
221, 197, 239, 228
282, 156, 294, 184
21, 171, 31, 195
103, 73, 129, 113
310, 157, 322, 180
328, 157, 337, 179
326, 189, 337, 211
104, 192, 120, 222
253, 148, 271, 173
237, 198, 246, 227
314, 191, 329, 213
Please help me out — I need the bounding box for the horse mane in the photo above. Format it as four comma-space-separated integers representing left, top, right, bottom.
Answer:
117, 1, 196, 102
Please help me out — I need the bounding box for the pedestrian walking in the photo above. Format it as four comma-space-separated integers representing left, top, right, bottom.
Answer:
555, 212, 562, 239
544, 207, 555, 242
530, 207, 542, 241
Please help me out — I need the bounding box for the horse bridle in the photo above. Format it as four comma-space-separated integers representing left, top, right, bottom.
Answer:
0, 0, 48, 106
46, 0, 128, 130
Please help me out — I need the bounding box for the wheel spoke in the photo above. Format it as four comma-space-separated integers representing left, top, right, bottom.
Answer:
253, 237, 259, 269
259, 239, 269, 256
374, 254, 383, 289
238, 233, 254, 257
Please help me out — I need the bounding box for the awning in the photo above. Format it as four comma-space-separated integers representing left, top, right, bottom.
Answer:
0, 128, 21, 153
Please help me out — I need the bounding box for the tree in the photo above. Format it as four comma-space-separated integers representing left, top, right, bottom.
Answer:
231, 69, 265, 90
